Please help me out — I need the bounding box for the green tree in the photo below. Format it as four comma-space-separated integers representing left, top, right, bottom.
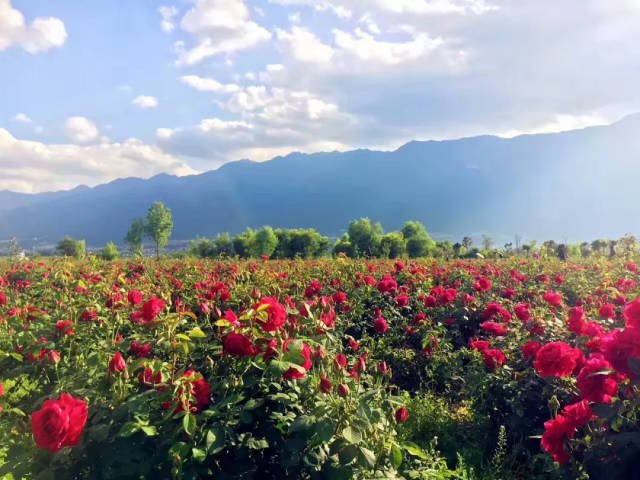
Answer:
56, 237, 85, 259
401, 221, 435, 258
435, 240, 454, 259
125, 217, 146, 257
481, 235, 493, 251
379, 232, 406, 258
249, 226, 278, 258
233, 229, 254, 258
100, 242, 119, 260
213, 233, 234, 257
144, 202, 173, 259
7, 236, 21, 259
462, 236, 473, 250
333, 234, 353, 257
348, 218, 382, 258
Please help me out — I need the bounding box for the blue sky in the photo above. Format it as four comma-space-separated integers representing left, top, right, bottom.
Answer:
1, 0, 640, 192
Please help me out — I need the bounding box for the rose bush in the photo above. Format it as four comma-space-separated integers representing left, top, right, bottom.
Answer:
0, 254, 639, 479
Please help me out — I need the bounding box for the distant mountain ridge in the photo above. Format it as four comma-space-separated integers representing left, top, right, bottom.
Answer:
2, 114, 640, 247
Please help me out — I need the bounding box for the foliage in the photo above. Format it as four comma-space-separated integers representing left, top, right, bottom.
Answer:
144, 202, 174, 259
0, 254, 640, 479
55, 236, 86, 259
100, 242, 119, 261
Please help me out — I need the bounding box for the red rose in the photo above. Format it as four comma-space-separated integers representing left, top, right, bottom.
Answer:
598, 303, 616, 319
480, 321, 508, 336
373, 317, 388, 334
127, 290, 143, 306
163, 370, 210, 414
567, 306, 587, 335
576, 353, 618, 404
602, 328, 640, 377
131, 296, 164, 324
223, 332, 255, 357
482, 349, 506, 370
138, 368, 166, 391
283, 339, 312, 380
254, 297, 287, 332
522, 341, 541, 360
379, 360, 388, 374
514, 303, 530, 322
395, 295, 409, 307
543, 290, 562, 307
562, 400, 592, 430
337, 384, 349, 397
541, 415, 572, 464
334, 353, 347, 370
533, 342, 582, 377
31, 394, 88, 453
332, 292, 347, 304
395, 407, 408, 423
108, 352, 126, 373
319, 376, 332, 393
0, 292, 6, 306
469, 339, 490, 352
623, 299, 640, 329
377, 275, 398, 294
129, 340, 152, 358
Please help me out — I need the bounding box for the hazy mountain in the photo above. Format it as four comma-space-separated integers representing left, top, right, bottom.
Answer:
2, 114, 640, 247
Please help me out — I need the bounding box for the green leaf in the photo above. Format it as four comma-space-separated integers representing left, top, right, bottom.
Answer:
339, 444, 360, 464
402, 441, 427, 459
289, 415, 316, 434
390, 444, 402, 470
214, 319, 232, 327
169, 442, 189, 462
357, 447, 376, 468
342, 426, 362, 444
247, 437, 269, 450
140, 425, 157, 437
188, 327, 207, 339
119, 422, 140, 438
206, 429, 217, 450
206, 427, 225, 454
313, 418, 335, 443
176, 333, 191, 342
183, 414, 197, 436
192, 448, 207, 463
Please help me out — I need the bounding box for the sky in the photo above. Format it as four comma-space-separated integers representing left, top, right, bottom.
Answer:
1, 0, 640, 193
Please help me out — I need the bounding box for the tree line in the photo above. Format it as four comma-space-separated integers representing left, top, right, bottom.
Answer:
42, 201, 639, 260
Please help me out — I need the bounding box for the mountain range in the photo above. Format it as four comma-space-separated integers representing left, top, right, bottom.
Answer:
2, 114, 640, 249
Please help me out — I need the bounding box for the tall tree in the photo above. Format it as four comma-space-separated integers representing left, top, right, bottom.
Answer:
125, 217, 146, 256
462, 236, 473, 250
482, 235, 493, 251
144, 202, 173, 259
249, 226, 278, 258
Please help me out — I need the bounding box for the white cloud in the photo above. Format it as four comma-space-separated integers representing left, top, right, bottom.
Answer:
176, 0, 271, 66
64, 117, 99, 143
288, 11, 301, 24
497, 113, 610, 138
158, 5, 179, 33
133, 95, 159, 109
180, 75, 241, 93
276, 27, 335, 63
0, 0, 67, 53
0, 128, 198, 193
157, 83, 362, 164
275, 26, 460, 72
333, 28, 443, 65
12, 113, 32, 123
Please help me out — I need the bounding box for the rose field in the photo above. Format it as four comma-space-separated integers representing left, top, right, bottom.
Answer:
1, 256, 640, 479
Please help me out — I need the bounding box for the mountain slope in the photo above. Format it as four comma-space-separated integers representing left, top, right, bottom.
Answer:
2, 114, 640, 246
